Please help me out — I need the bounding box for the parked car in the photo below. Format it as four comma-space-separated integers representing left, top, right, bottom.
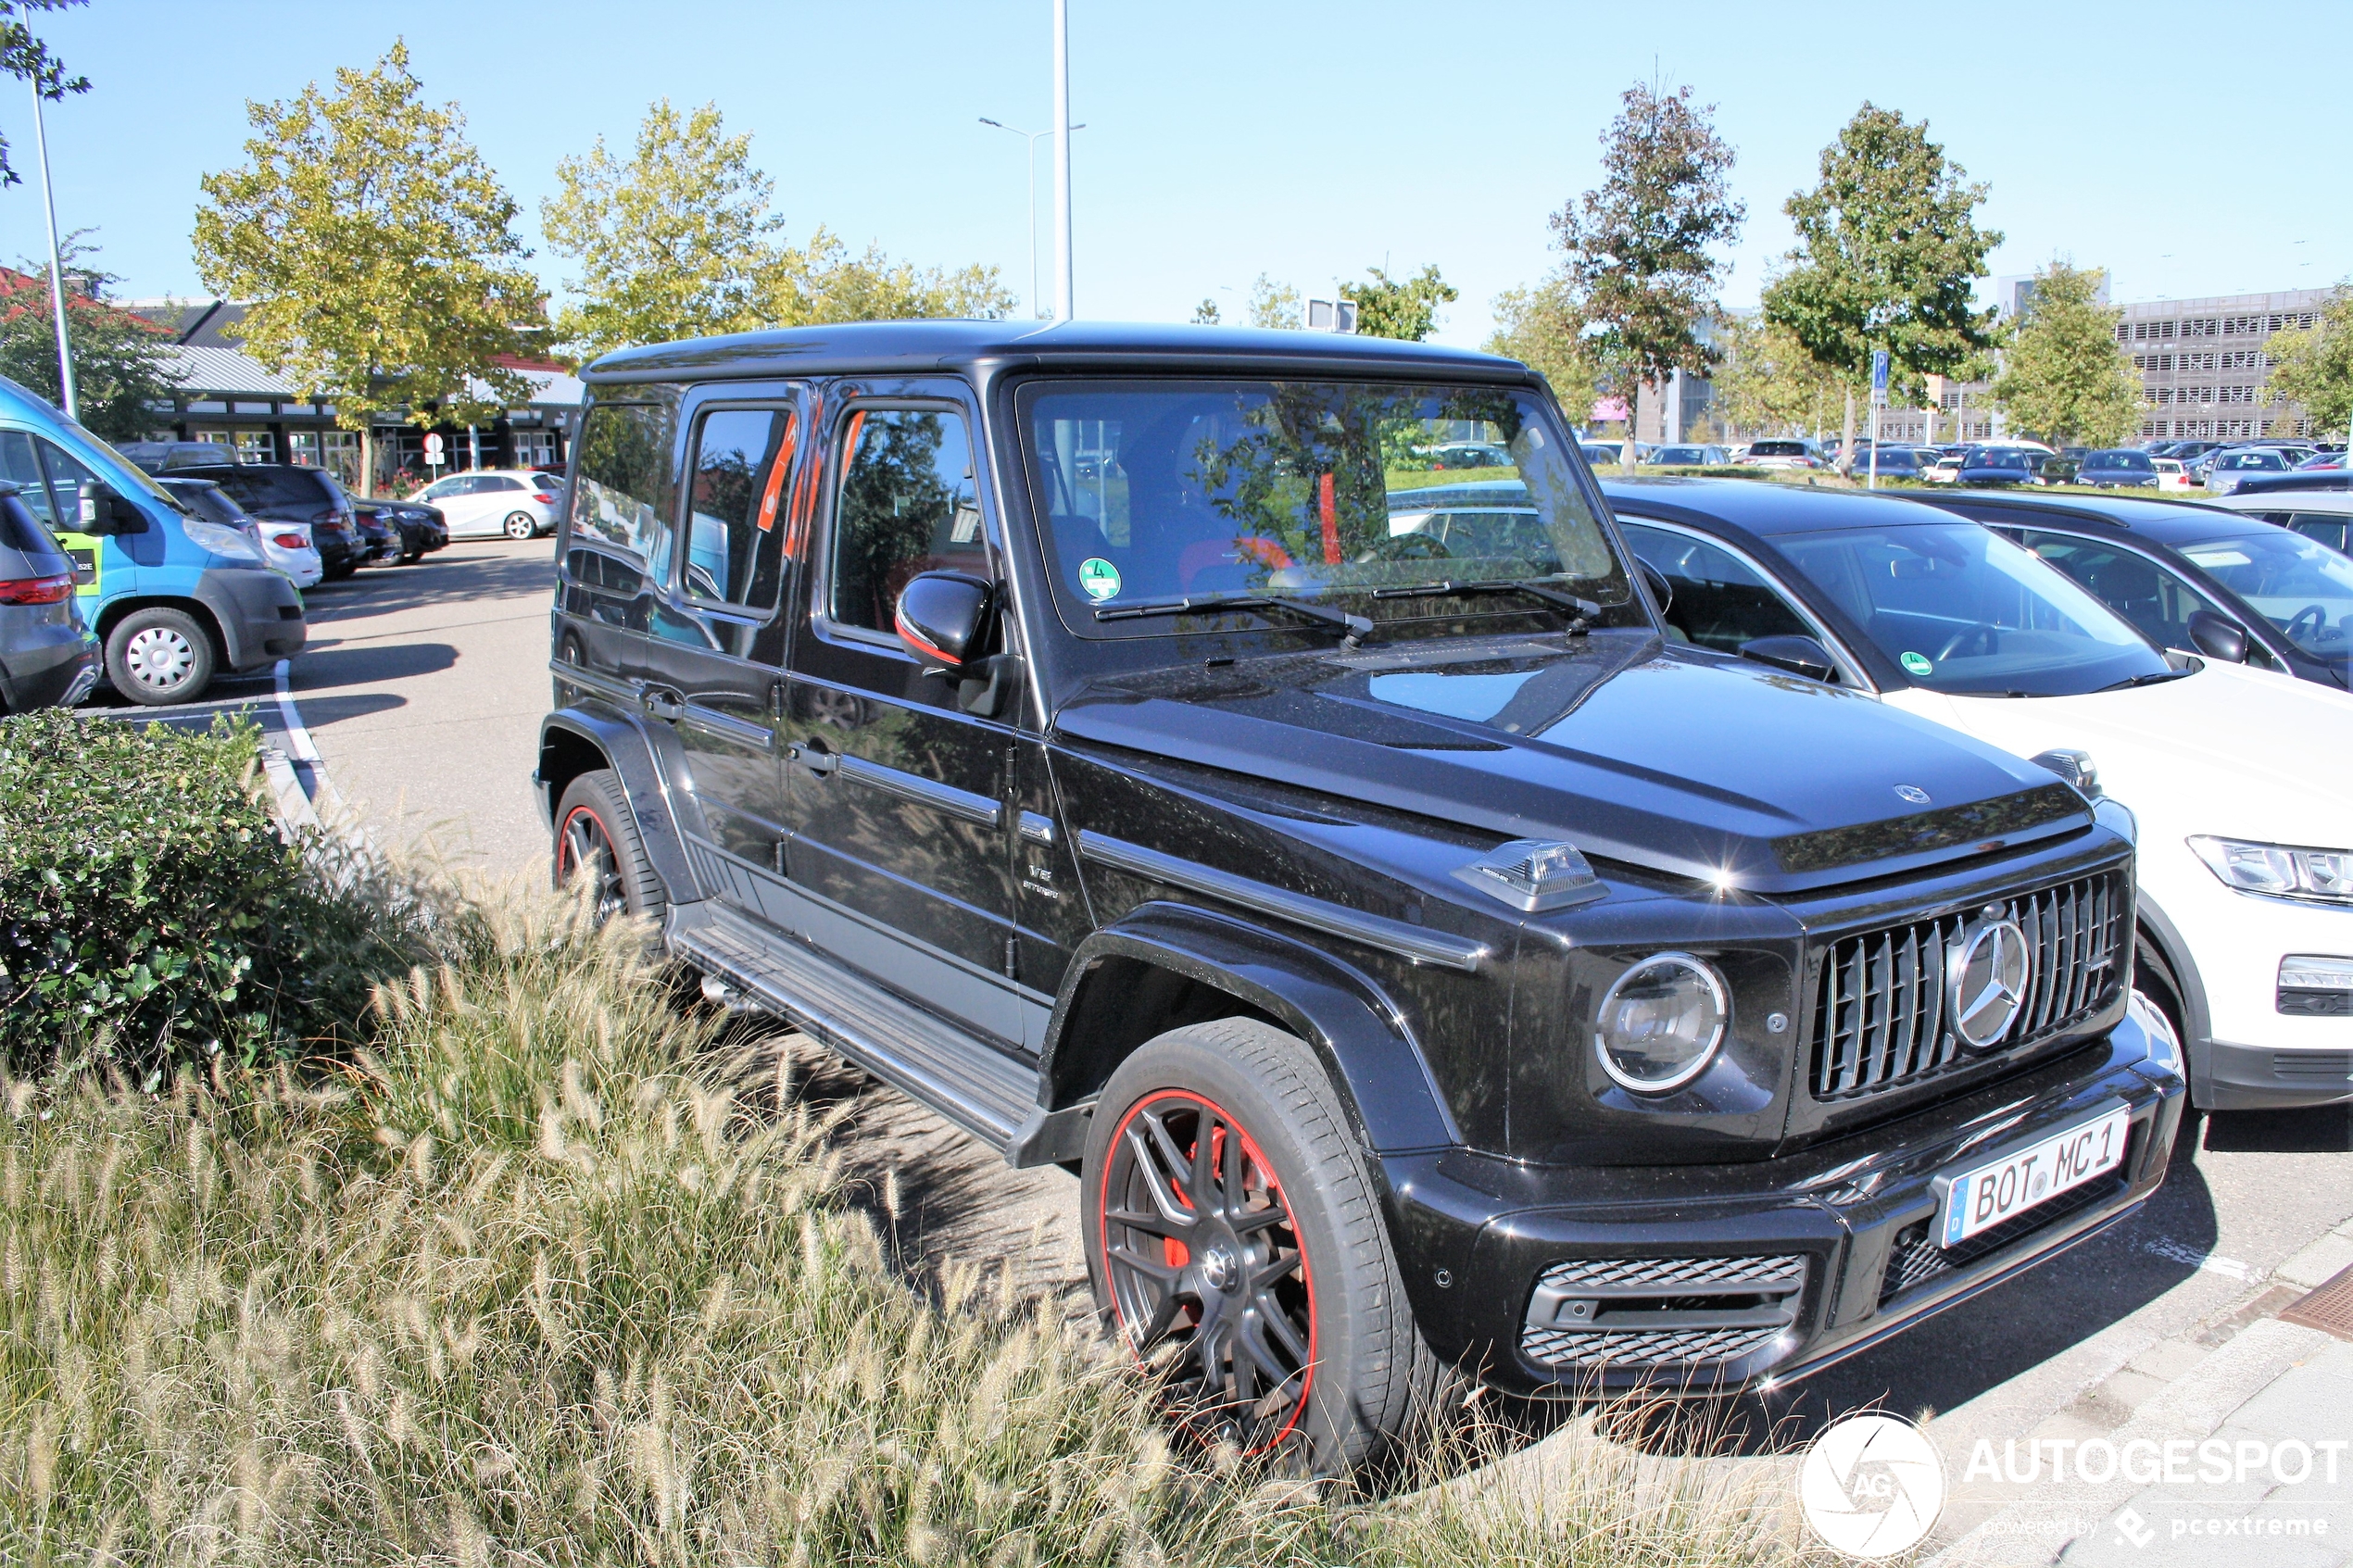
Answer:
2073, 449, 2159, 490
2296, 451, 2345, 470
2033, 455, 2081, 486
2198, 447, 2301, 494
1735, 437, 1824, 470
1646, 444, 1731, 466
1923, 447, 1967, 483
2152, 458, 2197, 494
116, 439, 244, 473
170, 462, 391, 579
1906, 489, 2352, 691
159, 476, 322, 589
1957, 446, 2040, 486
537, 320, 2181, 1468
2208, 478, 2353, 558
1605, 475, 2352, 1112
1858, 445, 1926, 479
411, 468, 563, 538
0, 480, 97, 712
356, 497, 448, 563
0, 384, 305, 706
1425, 441, 1514, 470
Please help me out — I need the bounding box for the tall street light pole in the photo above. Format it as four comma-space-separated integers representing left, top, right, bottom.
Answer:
979, 119, 1084, 320
29, 70, 77, 420
1052, 0, 1073, 321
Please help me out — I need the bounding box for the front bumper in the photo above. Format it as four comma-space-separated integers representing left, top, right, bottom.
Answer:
0, 617, 97, 712
197, 567, 308, 671
2158, 872, 2353, 1110
1384, 1011, 2183, 1396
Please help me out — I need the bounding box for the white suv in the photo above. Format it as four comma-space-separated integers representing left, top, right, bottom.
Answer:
412, 469, 565, 539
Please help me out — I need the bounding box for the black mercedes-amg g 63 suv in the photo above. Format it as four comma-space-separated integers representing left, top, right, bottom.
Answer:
536, 320, 2184, 1472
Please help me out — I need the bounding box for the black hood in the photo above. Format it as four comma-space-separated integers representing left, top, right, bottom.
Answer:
1053, 630, 2087, 896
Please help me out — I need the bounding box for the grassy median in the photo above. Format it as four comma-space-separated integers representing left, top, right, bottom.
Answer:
0, 715, 1819, 1566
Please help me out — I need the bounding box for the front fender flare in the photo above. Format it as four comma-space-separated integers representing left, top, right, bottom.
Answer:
1015, 900, 1462, 1167
537, 708, 698, 901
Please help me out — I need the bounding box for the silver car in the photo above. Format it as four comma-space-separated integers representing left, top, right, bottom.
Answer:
160, 476, 323, 588
0, 482, 97, 711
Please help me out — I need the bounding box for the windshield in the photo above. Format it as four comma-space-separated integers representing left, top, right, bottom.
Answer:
1774, 522, 2171, 696
2180, 529, 2353, 661
63, 422, 192, 514
1971, 450, 2033, 470
1019, 380, 1633, 637
2087, 451, 2152, 470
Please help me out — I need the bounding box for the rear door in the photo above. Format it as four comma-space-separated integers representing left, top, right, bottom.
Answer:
774, 384, 1029, 1048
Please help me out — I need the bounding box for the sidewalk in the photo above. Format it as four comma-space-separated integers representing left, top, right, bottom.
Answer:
1931, 1218, 2353, 1566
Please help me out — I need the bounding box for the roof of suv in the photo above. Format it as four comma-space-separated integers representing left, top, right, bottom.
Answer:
1903, 487, 2278, 546
1601, 475, 1955, 537
583, 319, 1525, 386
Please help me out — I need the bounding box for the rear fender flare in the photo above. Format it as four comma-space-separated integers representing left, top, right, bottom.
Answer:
1029, 900, 1461, 1163
536, 709, 696, 899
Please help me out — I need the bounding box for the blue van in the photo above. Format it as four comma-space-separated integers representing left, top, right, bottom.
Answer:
0, 376, 306, 705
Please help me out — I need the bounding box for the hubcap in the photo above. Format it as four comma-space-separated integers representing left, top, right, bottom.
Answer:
557, 805, 628, 924
1097, 1090, 1314, 1454
123, 625, 196, 690
507, 512, 534, 538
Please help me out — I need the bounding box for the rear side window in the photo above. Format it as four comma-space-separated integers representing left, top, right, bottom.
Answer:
0, 432, 56, 527
0, 491, 64, 561
572, 400, 677, 592
165, 483, 245, 526
208, 467, 334, 509
684, 408, 795, 614
484, 476, 524, 493
828, 407, 983, 634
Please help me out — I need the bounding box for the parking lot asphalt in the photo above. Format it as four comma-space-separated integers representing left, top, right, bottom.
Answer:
129, 540, 2353, 1551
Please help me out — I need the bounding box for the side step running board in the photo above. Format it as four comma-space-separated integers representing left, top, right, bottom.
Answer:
667, 901, 1040, 1152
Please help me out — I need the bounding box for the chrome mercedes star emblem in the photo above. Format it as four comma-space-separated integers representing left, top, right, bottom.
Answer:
1951, 917, 2032, 1049
1894, 784, 1932, 806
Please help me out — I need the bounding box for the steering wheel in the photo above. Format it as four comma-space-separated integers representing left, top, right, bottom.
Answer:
2285, 603, 2328, 643
1935, 625, 1997, 662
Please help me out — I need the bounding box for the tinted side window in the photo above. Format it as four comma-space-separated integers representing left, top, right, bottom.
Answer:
572, 400, 677, 593
484, 476, 524, 493
1619, 521, 1816, 654
828, 407, 982, 634
685, 408, 795, 614
0, 491, 64, 560
0, 433, 57, 527
2011, 529, 2222, 651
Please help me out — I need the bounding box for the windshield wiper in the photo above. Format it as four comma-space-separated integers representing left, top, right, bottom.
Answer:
1094, 592, 1375, 648
2097, 669, 2196, 691
1370, 577, 1600, 631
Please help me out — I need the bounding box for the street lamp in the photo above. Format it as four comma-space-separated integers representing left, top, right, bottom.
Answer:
979, 117, 1083, 320
29, 69, 76, 419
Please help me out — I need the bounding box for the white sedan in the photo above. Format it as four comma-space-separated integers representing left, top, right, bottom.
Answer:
1612, 482, 2353, 1112
412, 469, 565, 539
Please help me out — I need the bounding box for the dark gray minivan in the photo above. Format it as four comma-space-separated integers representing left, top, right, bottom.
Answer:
0, 481, 97, 712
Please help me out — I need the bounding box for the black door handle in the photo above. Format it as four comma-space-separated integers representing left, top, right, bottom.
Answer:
644, 689, 685, 721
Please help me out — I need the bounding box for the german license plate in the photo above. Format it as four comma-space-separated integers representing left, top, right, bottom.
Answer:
1939, 1105, 2131, 1248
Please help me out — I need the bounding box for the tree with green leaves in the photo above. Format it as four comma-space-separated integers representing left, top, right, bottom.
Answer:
1707, 313, 1844, 441
1247, 274, 1301, 330
1985, 263, 2138, 447
1762, 103, 2001, 471
0, 239, 182, 440
1191, 298, 1221, 325
0, 1, 85, 187
2265, 284, 2353, 443
1341, 262, 1457, 342
757, 232, 1013, 326
1485, 278, 1601, 420
541, 100, 783, 361
193, 41, 545, 492
1550, 82, 1744, 469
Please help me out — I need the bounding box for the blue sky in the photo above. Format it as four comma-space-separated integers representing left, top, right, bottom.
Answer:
1, 0, 2343, 349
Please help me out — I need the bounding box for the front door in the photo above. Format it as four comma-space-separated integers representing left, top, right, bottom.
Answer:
632, 389, 804, 892
777, 389, 1026, 1047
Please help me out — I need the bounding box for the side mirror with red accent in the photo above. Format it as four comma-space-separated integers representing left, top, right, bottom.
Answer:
895, 571, 995, 670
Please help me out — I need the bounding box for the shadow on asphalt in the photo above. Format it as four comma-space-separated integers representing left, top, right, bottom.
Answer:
306, 546, 555, 618
291, 641, 459, 688
2201, 1103, 2353, 1154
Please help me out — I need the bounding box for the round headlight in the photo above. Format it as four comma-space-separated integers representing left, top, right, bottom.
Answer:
1593, 953, 1730, 1094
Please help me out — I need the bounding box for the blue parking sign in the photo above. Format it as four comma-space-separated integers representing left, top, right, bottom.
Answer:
1871, 349, 1890, 395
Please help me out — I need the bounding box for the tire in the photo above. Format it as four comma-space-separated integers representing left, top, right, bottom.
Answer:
552, 768, 667, 927
2134, 929, 2195, 1095
104, 606, 218, 707
1081, 1018, 1450, 1474
504, 510, 538, 541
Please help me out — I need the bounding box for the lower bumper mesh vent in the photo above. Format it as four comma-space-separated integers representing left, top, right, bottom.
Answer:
1520, 1254, 1807, 1371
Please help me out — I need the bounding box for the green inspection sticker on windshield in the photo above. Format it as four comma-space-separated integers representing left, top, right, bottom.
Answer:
1900, 651, 1935, 678
1078, 558, 1121, 601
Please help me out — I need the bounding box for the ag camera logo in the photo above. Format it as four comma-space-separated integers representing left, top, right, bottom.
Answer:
1799, 1412, 1946, 1560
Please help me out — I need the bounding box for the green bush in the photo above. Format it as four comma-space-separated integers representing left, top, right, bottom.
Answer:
0, 710, 410, 1077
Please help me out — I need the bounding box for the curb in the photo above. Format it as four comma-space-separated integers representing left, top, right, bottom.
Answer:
258, 742, 319, 834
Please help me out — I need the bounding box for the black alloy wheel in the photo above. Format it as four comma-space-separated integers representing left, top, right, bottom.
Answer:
1096, 1086, 1316, 1455
557, 800, 628, 924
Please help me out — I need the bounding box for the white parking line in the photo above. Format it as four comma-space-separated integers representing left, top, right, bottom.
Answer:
271, 658, 339, 807
2143, 1236, 2263, 1282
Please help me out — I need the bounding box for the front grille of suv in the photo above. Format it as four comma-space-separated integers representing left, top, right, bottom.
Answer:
1809, 870, 2128, 1100
1520, 1254, 1807, 1372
